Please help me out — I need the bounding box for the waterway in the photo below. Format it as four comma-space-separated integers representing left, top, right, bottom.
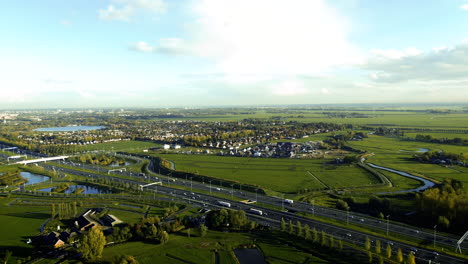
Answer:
38, 184, 113, 194
109, 161, 131, 167
234, 248, 267, 264
20, 171, 50, 185
34, 125, 105, 132
369, 163, 436, 194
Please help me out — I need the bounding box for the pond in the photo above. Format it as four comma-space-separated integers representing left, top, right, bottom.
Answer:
38, 184, 113, 194
399, 148, 429, 153
20, 172, 50, 185
234, 248, 267, 264
109, 161, 131, 167
34, 125, 105, 132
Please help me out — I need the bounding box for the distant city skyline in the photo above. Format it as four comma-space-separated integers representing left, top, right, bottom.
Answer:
1, 0, 468, 108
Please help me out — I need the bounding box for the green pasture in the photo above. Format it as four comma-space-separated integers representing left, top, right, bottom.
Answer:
152, 109, 468, 130
102, 231, 248, 264
0, 204, 49, 260
76, 140, 160, 152
157, 154, 381, 193
102, 230, 330, 264
349, 135, 468, 190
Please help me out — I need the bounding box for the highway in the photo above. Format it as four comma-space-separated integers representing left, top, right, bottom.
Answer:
1, 144, 467, 263
37, 161, 464, 264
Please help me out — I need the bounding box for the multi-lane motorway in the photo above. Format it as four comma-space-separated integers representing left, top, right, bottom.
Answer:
1, 145, 467, 263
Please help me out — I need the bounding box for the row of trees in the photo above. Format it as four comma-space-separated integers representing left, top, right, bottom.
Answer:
51, 202, 78, 219
414, 151, 466, 166
205, 209, 257, 230
73, 154, 127, 166
413, 134, 468, 146
280, 218, 415, 264
0, 170, 25, 186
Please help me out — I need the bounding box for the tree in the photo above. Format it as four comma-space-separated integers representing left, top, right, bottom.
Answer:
296, 221, 303, 237
338, 239, 343, 251
395, 248, 403, 263
280, 218, 286, 232
378, 255, 384, 264
2, 250, 12, 264
51, 204, 56, 218
364, 236, 371, 251
159, 230, 169, 244
406, 252, 416, 264
320, 231, 327, 247
312, 228, 318, 243
288, 220, 294, 234
367, 251, 373, 264
78, 228, 106, 261
329, 234, 335, 248
198, 224, 208, 237
375, 240, 381, 254
304, 224, 311, 240
385, 244, 392, 259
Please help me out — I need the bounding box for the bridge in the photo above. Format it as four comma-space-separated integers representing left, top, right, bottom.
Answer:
140, 181, 162, 191
108, 168, 126, 174
7, 155, 27, 162
15, 156, 69, 165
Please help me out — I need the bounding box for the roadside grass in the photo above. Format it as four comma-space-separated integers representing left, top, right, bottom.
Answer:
156, 154, 381, 193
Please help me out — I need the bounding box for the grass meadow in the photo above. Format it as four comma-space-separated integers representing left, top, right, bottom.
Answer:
157, 154, 380, 193
348, 135, 468, 190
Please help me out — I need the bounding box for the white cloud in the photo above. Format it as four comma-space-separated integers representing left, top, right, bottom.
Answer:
132, 41, 154, 52
272, 80, 308, 96
131, 38, 192, 55
99, 0, 166, 21
363, 42, 468, 82
99, 5, 133, 21
60, 20, 72, 26
143, 0, 360, 78
460, 4, 468, 10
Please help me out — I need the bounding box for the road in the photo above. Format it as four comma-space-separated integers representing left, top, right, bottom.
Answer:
1, 144, 466, 263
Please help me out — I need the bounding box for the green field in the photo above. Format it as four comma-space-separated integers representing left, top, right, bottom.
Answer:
151, 109, 468, 131
348, 135, 468, 190
76, 140, 160, 152
102, 230, 331, 264
157, 154, 381, 193
0, 202, 50, 261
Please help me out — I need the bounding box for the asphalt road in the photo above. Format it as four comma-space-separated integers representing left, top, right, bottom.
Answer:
1, 144, 466, 263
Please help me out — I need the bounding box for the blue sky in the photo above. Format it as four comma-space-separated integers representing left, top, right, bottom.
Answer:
1, 0, 468, 108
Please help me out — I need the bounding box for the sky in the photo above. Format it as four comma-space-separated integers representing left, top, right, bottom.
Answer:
1, 0, 468, 109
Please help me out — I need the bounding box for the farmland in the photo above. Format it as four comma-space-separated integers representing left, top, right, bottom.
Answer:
348, 135, 468, 191
156, 154, 381, 193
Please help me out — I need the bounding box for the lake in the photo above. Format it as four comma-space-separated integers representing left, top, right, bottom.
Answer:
21, 171, 50, 185
34, 125, 105, 132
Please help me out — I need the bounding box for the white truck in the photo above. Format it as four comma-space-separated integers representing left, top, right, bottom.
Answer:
217, 201, 231, 208
249, 208, 263, 216
284, 199, 294, 205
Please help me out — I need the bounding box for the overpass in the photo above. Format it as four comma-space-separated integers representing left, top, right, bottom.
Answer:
140, 181, 162, 191
15, 156, 69, 165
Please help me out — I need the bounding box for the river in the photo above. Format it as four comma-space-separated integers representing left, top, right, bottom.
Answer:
368, 163, 436, 194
